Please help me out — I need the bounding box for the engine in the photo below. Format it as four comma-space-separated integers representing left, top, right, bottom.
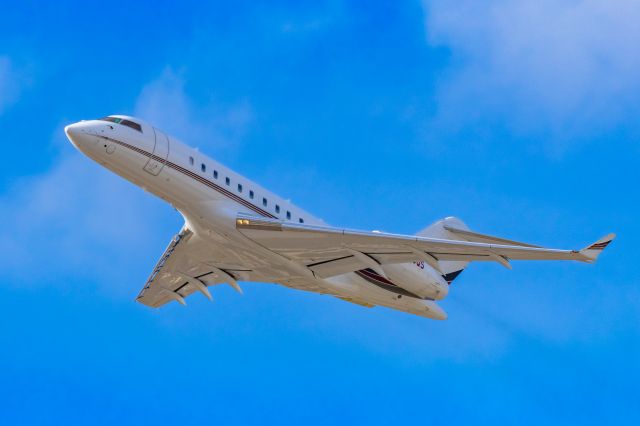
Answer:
381, 262, 449, 300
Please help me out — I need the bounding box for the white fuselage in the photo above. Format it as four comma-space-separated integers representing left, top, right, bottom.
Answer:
65, 116, 448, 319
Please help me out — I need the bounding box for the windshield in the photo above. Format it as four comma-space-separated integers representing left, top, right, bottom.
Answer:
99, 116, 142, 133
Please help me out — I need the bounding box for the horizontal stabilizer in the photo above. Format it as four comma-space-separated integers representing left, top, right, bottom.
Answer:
579, 233, 616, 263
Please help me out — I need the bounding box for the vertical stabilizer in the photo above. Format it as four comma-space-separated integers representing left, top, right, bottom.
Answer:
417, 217, 470, 284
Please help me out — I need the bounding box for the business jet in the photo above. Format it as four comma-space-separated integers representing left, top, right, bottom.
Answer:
64, 115, 614, 320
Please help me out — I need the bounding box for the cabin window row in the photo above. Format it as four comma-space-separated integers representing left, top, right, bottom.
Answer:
189, 156, 304, 223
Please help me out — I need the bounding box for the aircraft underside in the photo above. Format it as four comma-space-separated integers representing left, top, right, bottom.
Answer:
64, 115, 615, 320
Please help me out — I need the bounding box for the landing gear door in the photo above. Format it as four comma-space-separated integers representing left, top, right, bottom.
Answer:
143, 128, 170, 176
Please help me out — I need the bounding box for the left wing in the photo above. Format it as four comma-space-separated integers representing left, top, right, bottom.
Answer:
235, 214, 615, 278
136, 227, 246, 307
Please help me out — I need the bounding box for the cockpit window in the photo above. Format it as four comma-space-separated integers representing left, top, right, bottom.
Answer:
121, 119, 142, 132
100, 116, 121, 123
99, 117, 143, 133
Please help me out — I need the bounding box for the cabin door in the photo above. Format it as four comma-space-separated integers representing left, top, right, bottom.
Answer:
143, 128, 170, 176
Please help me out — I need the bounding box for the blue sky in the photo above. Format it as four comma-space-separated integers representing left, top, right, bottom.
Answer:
1, 1, 639, 424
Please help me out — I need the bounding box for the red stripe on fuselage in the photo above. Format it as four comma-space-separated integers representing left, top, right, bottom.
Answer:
100, 135, 277, 219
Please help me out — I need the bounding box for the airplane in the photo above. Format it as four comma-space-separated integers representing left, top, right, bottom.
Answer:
64, 115, 615, 320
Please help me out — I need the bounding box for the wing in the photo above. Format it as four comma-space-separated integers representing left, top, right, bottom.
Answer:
235, 214, 615, 278
136, 227, 246, 307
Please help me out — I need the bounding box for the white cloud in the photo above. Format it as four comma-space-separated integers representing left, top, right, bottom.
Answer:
0, 137, 178, 296
0, 68, 253, 296
0, 56, 23, 114
134, 68, 253, 150
423, 0, 640, 153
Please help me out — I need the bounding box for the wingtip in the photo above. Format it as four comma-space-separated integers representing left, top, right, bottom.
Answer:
586, 232, 616, 249
580, 233, 616, 262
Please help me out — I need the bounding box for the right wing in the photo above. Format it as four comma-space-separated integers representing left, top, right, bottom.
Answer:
235, 214, 615, 278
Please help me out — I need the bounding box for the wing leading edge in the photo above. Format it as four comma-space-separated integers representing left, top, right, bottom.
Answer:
235, 214, 615, 278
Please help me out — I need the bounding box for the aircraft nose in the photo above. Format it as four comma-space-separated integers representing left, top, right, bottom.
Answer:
65, 122, 83, 147
64, 123, 79, 142
64, 121, 97, 152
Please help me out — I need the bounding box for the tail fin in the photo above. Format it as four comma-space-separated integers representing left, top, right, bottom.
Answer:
417, 217, 471, 284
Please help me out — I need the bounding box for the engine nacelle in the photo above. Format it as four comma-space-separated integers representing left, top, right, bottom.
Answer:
381, 262, 449, 300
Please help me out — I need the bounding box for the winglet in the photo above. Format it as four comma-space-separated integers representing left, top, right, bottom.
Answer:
579, 233, 616, 263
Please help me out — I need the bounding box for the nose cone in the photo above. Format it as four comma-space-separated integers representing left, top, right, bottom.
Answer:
64, 123, 81, 147
65, 121, 97, 153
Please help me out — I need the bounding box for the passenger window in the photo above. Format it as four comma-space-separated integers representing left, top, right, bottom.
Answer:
225, 177, 230, 186
238, 183, 243, 193
299, 218, 304, 223
213, 170, 218, 179
286, 211, 291, 220
263, 198, 267, 207
201, 163, 206, 173
275, 205, 280, 213
189, 156, 194, 166
249, 190, 254, 199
